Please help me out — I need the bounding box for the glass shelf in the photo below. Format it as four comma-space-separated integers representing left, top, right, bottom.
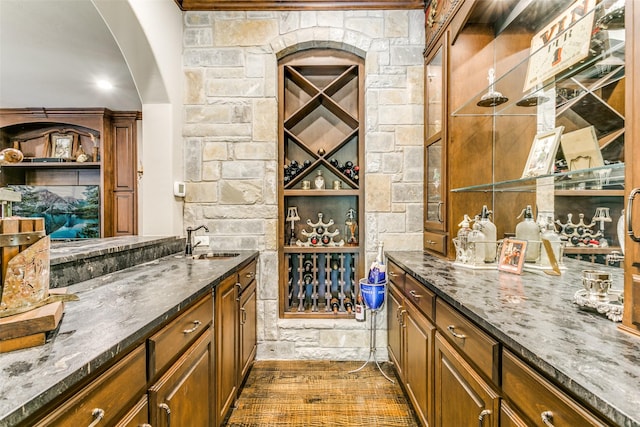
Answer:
452, 1, 625, 118
451, 163, 624, 193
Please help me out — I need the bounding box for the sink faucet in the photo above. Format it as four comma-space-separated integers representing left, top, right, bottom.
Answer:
185, 225, 210, 256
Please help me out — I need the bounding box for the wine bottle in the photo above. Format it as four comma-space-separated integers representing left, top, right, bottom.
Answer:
344, 297, 353, 313
367, 241, 386, 284
330, 297, 340, 313
355, 294, 366, 322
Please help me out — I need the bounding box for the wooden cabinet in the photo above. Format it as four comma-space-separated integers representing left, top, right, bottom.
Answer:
424, 39, 448, 257
215, 259, 258, 425
434, 332, 499, 427
149, 331, 214, 427
278, 49, 364, 318
115, 396, 150, 427
0, 108, 139, 237
215, 274, 239, 424
34, 344, 147, 426
622, 0, 640, 336
501, 349, 608, 426
387, 263, 435, 427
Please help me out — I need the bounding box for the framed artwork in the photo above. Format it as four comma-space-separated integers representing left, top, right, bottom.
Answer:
51, 133, 75, 159
522, 126, 564, 178
560, 126, 604, 171
498, 239, 528, 275
8, 185, 100, 239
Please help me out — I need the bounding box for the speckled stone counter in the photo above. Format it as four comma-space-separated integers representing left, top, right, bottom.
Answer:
49, 236, 185, 287
0, 243, 257, 427
387, 251, 639, 427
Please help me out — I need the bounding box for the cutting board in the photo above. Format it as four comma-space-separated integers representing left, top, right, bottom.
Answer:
0, 289, 67, 353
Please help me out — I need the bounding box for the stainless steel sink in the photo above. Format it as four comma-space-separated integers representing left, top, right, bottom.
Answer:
192, 252, 240, 260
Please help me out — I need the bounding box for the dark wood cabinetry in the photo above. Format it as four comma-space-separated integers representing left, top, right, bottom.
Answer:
434, 333, 499, 427
387, 262, 435, 427
0, 108, 138, 237
215, 260, 258, 426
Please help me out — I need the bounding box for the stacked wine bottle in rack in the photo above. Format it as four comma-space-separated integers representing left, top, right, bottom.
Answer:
285, 252, 358, 314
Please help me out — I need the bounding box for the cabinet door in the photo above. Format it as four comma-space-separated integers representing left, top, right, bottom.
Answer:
115, 395, 149, 427
434, 333, 499, 427
404, 301, 435, 427
215, 275, 239, 423
34, 344, 146, 427
149, 330, 214, 427
238, 279, 257, 385
387, 282, 404, 380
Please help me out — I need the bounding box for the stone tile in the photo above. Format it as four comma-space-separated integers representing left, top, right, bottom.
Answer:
378, 105, 423, 125
202, 204, 278, 219
365, 174, 391, 211
219, 180, 263, 204
185, 123, 251, 138
377, 212, 406, 233
203, 142, 228, 160
384, 11, 409, 38
390, 46, 424, 66
300, 11, 317, 28
317, 11, 343, 27
382, 152, 403, 174
185, 182, 218, 203
184, 69, 205, 104
184, 138, 202, 181
403, 146, 423, 182
202, 161, 221, 181
279, 11, 300, 33
233, 142, 276, 160
395, 125, 423, 146
185, 105, 232, 124
391, 182, 422, 203
406, 203, 423, 233
184, 28, 213, 47
215, 19, 279, 46
252, 98, 277, 141
367, 131, 394, 152
183, 48, 243, 67
206, 78, 265, 97
184, 12, 211, 27
221, 160, 265, 179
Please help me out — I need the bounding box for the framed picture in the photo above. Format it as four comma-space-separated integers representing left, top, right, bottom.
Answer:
560, 126, 604, 171
498, 239, 528, 274
51, 133, 75, 159
522, 126, 564, 178
8, 185, 100, 239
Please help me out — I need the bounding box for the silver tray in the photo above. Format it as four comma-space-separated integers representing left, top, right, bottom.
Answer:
573, 289, 623, 322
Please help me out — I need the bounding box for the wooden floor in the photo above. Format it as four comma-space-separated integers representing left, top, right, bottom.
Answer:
224, 360, 420, 426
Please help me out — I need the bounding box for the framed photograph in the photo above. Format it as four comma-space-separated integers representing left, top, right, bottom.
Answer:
8, 185, 100, 239
560, 126, 604, 171
51, 133, 75, 159
498, 239, 528, 275
522, 126, 564, 178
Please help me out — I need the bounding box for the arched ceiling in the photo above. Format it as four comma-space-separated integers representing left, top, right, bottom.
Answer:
0, 0, 142, 111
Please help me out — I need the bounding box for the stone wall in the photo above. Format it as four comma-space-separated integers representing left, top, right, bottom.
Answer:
183, 10, 424, 360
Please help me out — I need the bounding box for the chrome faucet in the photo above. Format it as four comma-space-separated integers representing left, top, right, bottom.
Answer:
185, 225, 210, 255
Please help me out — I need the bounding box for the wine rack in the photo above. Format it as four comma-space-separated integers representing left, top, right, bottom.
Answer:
278, 49, 365, 318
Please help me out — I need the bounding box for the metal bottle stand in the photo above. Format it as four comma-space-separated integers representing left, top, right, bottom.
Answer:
349, 282, 394, 383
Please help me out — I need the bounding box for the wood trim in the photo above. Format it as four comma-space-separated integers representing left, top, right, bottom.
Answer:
175, 0, 425, 11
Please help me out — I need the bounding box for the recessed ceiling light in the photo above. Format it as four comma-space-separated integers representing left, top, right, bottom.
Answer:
96, 79, 113, 90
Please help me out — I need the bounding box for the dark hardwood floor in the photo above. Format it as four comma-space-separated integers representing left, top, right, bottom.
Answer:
224, 360, 420, 426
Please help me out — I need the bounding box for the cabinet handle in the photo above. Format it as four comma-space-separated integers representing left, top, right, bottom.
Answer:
183, 320, 201, 334
87, 408, 104, 427
159, 403, 171, 427
409, 290, 422, 299
236, 282, 242, 301
447, 325, 466, 339
437, 201, 444, 223
477, 409, 491, 427
139, 425, 152, 427
627, 188, 640, 242
240, 307, 247, 324
425, 240, 436, 245
245, 272, 255, 279
388, 271, 397, 277
541, 410, 555, 426
400, 309, 407, 327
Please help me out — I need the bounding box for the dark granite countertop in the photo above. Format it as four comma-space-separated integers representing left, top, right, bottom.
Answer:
0, 245, 257, 427
387, 251, 639, 427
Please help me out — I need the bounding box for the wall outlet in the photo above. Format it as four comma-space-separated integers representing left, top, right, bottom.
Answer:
194, 236, 210, 247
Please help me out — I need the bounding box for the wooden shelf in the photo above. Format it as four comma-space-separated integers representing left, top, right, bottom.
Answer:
284, 246, 360, 253
555, 189, 624, 197
3, 161, 100, 169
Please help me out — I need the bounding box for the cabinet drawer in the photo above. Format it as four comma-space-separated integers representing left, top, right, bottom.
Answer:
435, 299, 499, 383
387, 261, 406, 291
35, 344, 146, 426
115, 395, 149, 427
502, 350, 608, 427
423, 231, 447, 255
148, 293, 213, 378
238, 259, 257, 291
404, 274, 435, 321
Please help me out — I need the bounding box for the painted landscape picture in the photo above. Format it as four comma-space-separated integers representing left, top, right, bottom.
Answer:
9, 185, 100, 239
